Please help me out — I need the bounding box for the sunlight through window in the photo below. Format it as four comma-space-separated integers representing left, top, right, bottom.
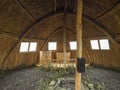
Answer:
90, 40, 99, 50
48, 42, 57, 50
19, 42, 29, 52
99, 39, 110, 50
70, 41, 77, 50
29, 42, 37, 52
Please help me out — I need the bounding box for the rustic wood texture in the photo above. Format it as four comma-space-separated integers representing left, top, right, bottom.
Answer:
0, 0, 120, 70
56, 52, 70, 60
39, 51, 52, 64
2, 39, 44, 69
75, 0, 83, 89
0, 0, 34, 36
83, 0, 119, 19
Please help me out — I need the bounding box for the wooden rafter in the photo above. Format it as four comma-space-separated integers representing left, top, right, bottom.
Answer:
24, 37, 46, 41
95, 1, 120, 20
54, 0, 57, 12
40, 26, 76, 50
115, 37, 120, 40
73, 0, 77, 13
14, 0, 36, 21
2, 5, 120, 68
83, 35, 107, 39
1, 12, 64, 67
84, 15, 120, 48
40, 27, 62, 50
64, 0, 68, 11
0, 30, 19, 40
114, 34, 120, 40
114, 34, 120, 37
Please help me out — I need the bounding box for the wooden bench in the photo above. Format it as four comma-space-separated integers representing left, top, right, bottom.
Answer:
39, 51, 52, 64
38, 51, 76, 67
56, 52, 70, 64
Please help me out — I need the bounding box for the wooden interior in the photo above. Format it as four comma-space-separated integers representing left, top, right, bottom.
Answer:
56, 52, 71, 60
39, 51, 52, 64
0, 0, 120, 70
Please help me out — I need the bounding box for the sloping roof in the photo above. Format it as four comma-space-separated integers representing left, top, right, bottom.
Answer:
0, 0, 120, 69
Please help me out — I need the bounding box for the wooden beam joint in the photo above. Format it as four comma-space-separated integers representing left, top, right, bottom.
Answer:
0, 30, 19, 40
14, 0, 36, 21
54, 0, 57, 12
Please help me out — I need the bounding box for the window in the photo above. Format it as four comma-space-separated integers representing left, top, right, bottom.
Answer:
29, 42, 37, 52
90, 39, 110, 50
19, 42, 37, 52
90, 40, 99, 50
70, 41, 77, 50
99, 39, 110, 50
48, 42, 57, 50
19, 42, 29, 52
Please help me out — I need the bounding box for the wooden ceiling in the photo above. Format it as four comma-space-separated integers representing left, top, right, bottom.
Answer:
0, 0, 120, 38
0, 0, 120, 69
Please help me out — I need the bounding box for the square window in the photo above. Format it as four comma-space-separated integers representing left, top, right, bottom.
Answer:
48, 42, 57, 50
19, 42, 29, 52
90, 40, 99, 50
99, 39, 110, 50
29, 42, 37, 52
70, 41, 77, 50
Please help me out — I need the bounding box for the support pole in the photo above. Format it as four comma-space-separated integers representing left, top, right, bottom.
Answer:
63, 11, 67, 68
63, 28, 66, 68
75, 0, 83, 90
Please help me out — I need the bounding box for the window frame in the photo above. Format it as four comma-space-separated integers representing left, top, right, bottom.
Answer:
90, 39, 110, 50
19, 42, 37, 53
69, 41, 77, 50
99, 39, 110, 50
29, 42, 37, 52
90, 40, 100, 50
19, 42, 29, 52
48, 42, 57, 50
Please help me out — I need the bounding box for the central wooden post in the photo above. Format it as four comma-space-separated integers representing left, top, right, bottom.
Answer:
63, 28, 66, 68
75, 0, 83, 90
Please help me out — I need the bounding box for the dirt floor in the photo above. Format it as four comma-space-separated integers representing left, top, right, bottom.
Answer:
83, 66, 120, 90
0, 66, 120, 90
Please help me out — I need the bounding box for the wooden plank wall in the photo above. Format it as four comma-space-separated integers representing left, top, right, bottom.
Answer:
83, 38, 120, 70
0, 13, 120, 70
2, 40, 44, 70
2, 34, 120, 70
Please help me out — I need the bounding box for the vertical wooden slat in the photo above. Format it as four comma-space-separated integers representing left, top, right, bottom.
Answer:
75, 0, 83, 90
54, 0, 57, 12
63, 28, 66, 68
40, 51, 43, 64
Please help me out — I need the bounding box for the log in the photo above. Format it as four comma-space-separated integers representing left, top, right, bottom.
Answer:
54, 0, 57, 12
0, 30, 19, 40
63, 27, 66, 68
75, 0, 83, 90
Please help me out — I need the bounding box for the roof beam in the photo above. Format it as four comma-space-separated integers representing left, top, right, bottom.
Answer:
0, 30, 19, 40
40, 27, 76, 50
24, 37, 46, 41
2, 9, 120, 68
73, 1, 77, 13
40, 27, 62, 50
14, 0, 36, 21
54, 0, 57, 12
64, 0, 68, 11
1, 12, 64, 67
114, 34, 120, 40
84, 15, 120, 47
95, 1, 120, 20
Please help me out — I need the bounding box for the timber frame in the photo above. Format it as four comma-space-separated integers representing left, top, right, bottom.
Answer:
0, 0, 120, 72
